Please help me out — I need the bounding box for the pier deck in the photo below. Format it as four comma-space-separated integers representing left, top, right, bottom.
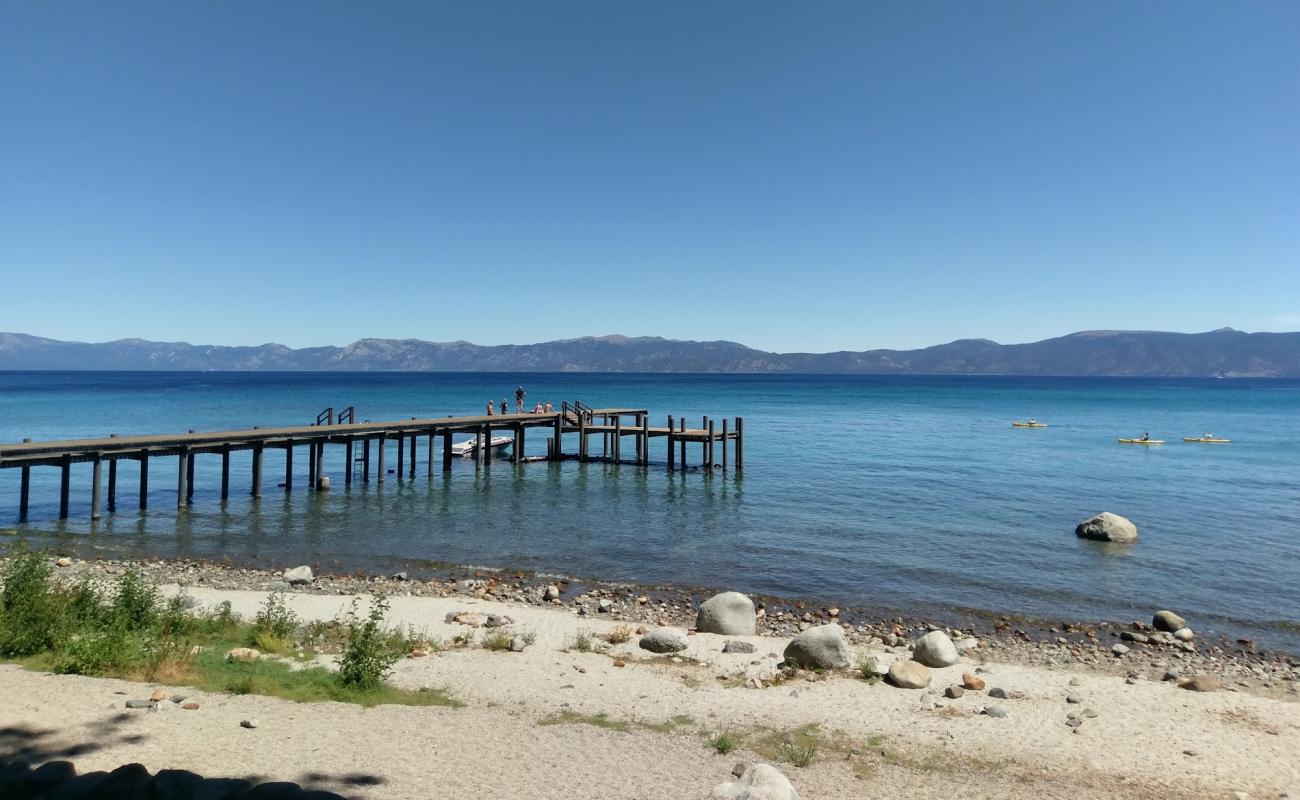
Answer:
1, 403, 744, 522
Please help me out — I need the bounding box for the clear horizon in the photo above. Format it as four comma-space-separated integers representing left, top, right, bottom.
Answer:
2, 2, 1297, 351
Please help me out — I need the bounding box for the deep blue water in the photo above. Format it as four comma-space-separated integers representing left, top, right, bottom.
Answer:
2, 371, 1299, 651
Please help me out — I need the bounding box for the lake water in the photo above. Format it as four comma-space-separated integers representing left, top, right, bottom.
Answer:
2, 371, 1298, 652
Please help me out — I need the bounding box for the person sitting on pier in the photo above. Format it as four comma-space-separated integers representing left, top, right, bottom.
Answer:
544, 401, 553, 413
500, 399, 509, 415
486, 401, 495, 416
533, 402, 544, 414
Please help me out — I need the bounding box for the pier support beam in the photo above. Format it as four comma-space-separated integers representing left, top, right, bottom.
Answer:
220, 446, 230, 500
679, 418, 686, 466
513, 424, 523, 464
666, 416, 675, 471
59, 455, 71, 519
251, 445, 263, 498
377, 434, 386, 482
285, 442, 294, 492
641, 415, 649, 465
362, 438, 371, 482
186, 450, 195, 500
19, 465, 30, 520
409, 434, 417, 479
139, 450, 150, 509
706, 420, 715, 471
578, 415, 587, 462
614, 416, 622, 463
345, 439, 354, 484
736, 418, 744, 471
316, 441, 326, 487
722, 418, 728, 471
177, 448, 189, 508
552, 414, 562, 460
107, 458, 117, 512
442, 432, 453, 472
91, 455, 102, 520
397, 435, 404, 479
427, 434, 434, 477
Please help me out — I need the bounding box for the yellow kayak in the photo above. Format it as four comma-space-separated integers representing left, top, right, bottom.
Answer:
1117, 438, 1165, 445
1012, 421, 1048, 428
1183, 437, 1231, 443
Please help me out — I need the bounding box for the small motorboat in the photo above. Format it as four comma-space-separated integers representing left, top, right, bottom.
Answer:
1117, 438, 1165, 445
450, 434, 515, 458
1011, 419, 1048, 428
1183, 435, 1231, 443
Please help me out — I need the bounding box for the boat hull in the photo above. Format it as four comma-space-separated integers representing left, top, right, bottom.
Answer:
1117, 438, 1165, 445
1183, 438, 1231, 443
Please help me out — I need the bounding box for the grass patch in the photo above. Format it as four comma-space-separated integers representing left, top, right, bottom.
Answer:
638, 714, 695, 733
856, 655, 883, 684
537, 710, 631, 733
0, 548, 451, 708
709, 730, 737, 754
569, 630, 603, 653
480, 628, 513, 651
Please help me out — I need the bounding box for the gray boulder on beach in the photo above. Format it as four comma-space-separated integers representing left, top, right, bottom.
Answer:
1153, 610, 1186, 632
782, 624, 851, 669
639, 627, 689, 653
1075, 512, 1138, 543
887, 659, 932, 689
712, 763, 800, 800
912, 630, 959, 668
696, 592, 757, 636
283, 565, 313, 585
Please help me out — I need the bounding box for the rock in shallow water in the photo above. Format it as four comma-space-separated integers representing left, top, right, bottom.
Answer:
1075, 512, 1138, 543
1153, 610, 1186, 632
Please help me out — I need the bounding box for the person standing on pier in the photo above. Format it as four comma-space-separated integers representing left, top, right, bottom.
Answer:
500, 399, 509, 415
515, 386, 526, 413
486, 400, 495, 416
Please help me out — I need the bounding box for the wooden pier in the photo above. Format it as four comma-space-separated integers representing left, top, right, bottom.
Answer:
1, 402, 743, 522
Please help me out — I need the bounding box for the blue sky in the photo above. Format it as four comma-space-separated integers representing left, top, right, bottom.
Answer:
1, 1, 1297, 352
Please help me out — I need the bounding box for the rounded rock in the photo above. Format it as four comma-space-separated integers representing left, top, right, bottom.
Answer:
887, 659, 932, 689
696, 592, 757, 636
1153, 610, 1186, 632
639, 627, 689, 653
912, 630, 959, 668
782, 624, 851, 669
1075, 512, 1138, 543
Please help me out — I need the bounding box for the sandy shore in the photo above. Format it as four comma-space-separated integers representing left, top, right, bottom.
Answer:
2, 579, 1297, 799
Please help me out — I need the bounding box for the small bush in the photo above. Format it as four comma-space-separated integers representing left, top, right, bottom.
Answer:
604, 625, 633, 644
111, 566, 158, 632
337, 594, 401, 691
709, 730, 736, 754
0, 549, 61, 656
571, 630, 600, 653
779, 739, 817, 767
254, 590, 298, 641
53, 629, 137, 675
857, 656, 883, 684
481, 628, 512, 651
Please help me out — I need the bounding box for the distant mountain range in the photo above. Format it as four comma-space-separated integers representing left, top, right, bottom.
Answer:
1, 329, 1298, 377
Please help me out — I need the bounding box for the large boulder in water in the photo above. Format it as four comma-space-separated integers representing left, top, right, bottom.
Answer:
912, 630, 959, 668
1153, 610, 1186, 632
783, 624, 851, 669
712, 763, 800, 800
696, 592, 756, 636
1075, 512, 1138, 543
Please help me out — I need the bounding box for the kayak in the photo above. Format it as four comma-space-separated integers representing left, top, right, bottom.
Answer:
1117, 438, 1165, 445
1183, 437, 1231, 443
1011, 421, 1048, 428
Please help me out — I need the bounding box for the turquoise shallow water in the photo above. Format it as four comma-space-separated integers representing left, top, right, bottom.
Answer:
2, 371, 1299, 651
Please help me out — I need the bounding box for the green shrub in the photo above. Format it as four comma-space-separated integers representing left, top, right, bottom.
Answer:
0, 549, 62, 656
709, 730, 736, 754
53, 628, 137, 675
337, 594, 401, 691
480, 628, 512, 651
857, 656, 883, 684
253, 590, 298, 642
111, 566, 158, 632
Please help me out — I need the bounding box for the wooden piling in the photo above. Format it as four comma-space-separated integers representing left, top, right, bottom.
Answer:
667, 415, 675, 471
679, 418, 686, 465
19, 468, 30, 519
427, 433, 434, 477
285, 442, 294, 491
220, 446, 230, 499
91, 455, 102, 520
186, 449, 195, 500
552, 413, 562, 460
614, 416, 622, 463
317, 441, 326, 486
409, 434, 417, 479
362, 438, 371, 482
578, 415, 588, 461
345, 439, 354, 484
442, 432, 453, 472
251, 444, 263, 498
307, 439, 316, 488
397, 435, 404, 479
513, 424, 524, 464
736, 417, 744, 471
176, 448, 188, 508
139, 450, 150, 509
376, 434, 386, 482
641, 415, 649, 465
59, 455, 71, 519
722, 418, 728, 471
707, 420, 715, 469
107, 458, 117, 511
